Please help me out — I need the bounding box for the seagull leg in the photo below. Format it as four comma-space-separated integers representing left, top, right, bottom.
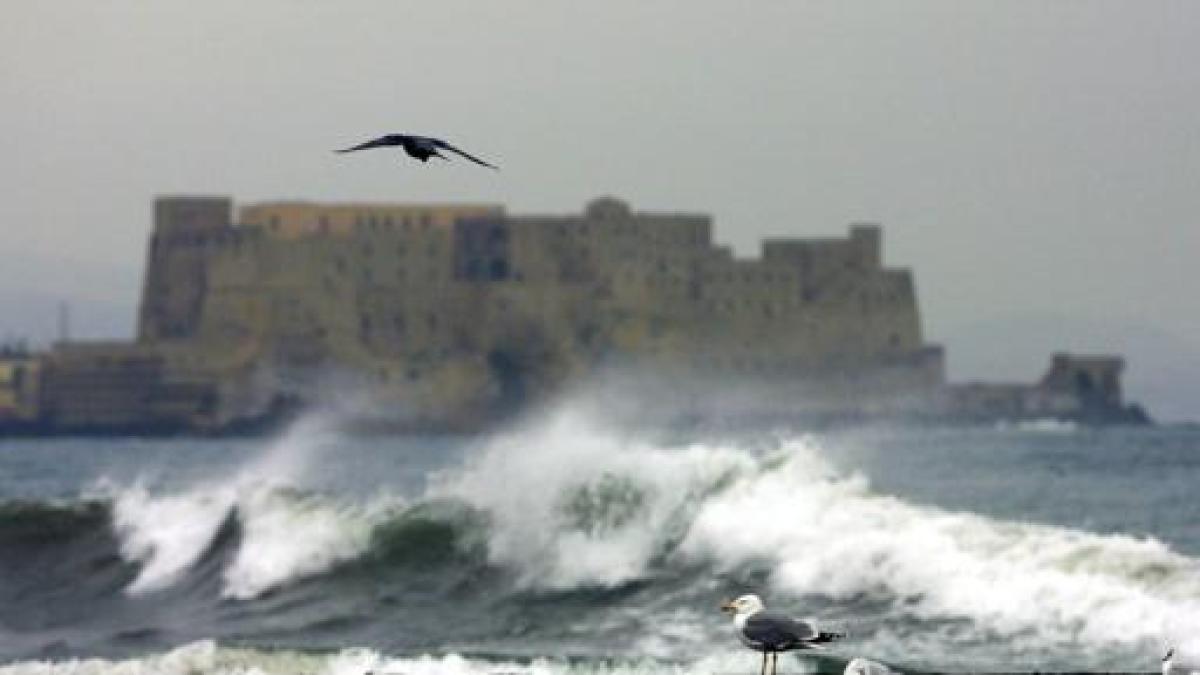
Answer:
771, 652, 778, 675
760, 652, 767, 675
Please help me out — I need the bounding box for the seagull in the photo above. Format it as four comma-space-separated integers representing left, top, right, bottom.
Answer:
721, 594, 844, 675
336, 133, 499, 170
844, 657, 898, 675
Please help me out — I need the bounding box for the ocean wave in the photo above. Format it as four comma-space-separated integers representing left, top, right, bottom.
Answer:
428, 409, 752, 589
0, 640, 815, 675
677, 436, 1200, 660
3, 409, 1200, 667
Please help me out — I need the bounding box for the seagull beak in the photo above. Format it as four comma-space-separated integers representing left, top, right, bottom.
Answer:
720, 599, 737, 613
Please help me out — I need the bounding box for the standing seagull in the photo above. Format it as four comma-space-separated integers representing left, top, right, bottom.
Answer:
336, 133, 498, 170
721, 594, 844, 675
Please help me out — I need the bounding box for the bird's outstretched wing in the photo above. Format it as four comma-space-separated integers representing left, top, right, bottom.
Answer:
336, 134, 409, 153
433, 139, 499, 170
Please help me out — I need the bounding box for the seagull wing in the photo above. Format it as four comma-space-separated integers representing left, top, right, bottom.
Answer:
743, 612, 820, 650
336, 134, 409, 153
432, 139, 499, 170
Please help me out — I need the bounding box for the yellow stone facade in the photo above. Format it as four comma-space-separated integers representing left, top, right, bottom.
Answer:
117, 195, 944, 428
18, 194, 1147, 432
0, 352, 40, 421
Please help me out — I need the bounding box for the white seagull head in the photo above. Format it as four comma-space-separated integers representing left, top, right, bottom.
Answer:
720, 594, 765, 618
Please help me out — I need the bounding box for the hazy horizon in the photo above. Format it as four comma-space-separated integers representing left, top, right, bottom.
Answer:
3, 1, 1197, 420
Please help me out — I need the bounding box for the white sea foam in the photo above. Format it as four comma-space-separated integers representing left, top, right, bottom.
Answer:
429, 408, 753, 589
110, 481, 236, 594
676, 434, 1200, 658
222, 487, 383, 599
104, 411, 391, 598
95, 404, 1200, 664
0, 641, 784, 675
434, 406, 1200, 661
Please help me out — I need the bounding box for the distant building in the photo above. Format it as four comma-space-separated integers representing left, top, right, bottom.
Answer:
0, 345, 40, 423
941, 353, 1145, 424
11, 195, 1146, 434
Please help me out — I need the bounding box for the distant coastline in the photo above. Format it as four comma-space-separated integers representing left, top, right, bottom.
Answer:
0, 195, 1150, 436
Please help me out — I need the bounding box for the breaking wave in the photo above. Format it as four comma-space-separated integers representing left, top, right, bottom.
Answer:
0, 640, 786, 675
2, 409, 1198, 668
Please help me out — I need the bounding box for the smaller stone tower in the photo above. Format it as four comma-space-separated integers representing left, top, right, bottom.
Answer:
137, 196, 233, 342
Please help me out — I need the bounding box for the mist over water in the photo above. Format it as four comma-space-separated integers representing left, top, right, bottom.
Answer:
2, 406, 1199, 673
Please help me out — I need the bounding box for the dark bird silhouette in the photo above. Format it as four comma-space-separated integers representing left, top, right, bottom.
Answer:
336, 134, 498, 170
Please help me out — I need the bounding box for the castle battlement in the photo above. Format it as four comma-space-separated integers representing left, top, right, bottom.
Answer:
24, 194, 966, 431
8, 193, 1148, 434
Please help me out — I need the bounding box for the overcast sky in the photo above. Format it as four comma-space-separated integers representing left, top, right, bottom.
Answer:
3, 1, 1197, 419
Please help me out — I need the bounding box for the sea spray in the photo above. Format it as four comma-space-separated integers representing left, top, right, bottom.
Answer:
0, 641, 777, 675
222, 487, 384, 599
677, 435, 1200, 658
105, 410, 393, 598
13, 410, 1200, 670
109, 480, 237, 594
428, 408, 752, 589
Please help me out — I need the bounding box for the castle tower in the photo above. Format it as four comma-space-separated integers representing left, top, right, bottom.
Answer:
137, 196, 233, 342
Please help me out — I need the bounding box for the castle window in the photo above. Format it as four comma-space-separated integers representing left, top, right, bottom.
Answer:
467, 260, 483, 279
490, 259, 508, 280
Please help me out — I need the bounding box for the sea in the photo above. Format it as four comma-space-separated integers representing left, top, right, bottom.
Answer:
2, 406, 1198, 675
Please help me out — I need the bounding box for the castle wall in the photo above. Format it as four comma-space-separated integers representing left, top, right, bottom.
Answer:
36, 342, 218, 430
23, 194, 1152, 433
120, 195, 948, 427
0, 352, 40, 422
137, 196, 235, 341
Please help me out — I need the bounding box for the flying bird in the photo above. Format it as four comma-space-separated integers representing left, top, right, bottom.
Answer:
336, 133, 499, 170
722, 594, 844, 675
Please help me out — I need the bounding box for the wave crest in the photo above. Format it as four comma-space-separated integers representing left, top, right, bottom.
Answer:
429, 410, 752, 589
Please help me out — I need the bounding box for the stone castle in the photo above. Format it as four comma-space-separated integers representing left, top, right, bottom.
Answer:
0, 195, 1145, 433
